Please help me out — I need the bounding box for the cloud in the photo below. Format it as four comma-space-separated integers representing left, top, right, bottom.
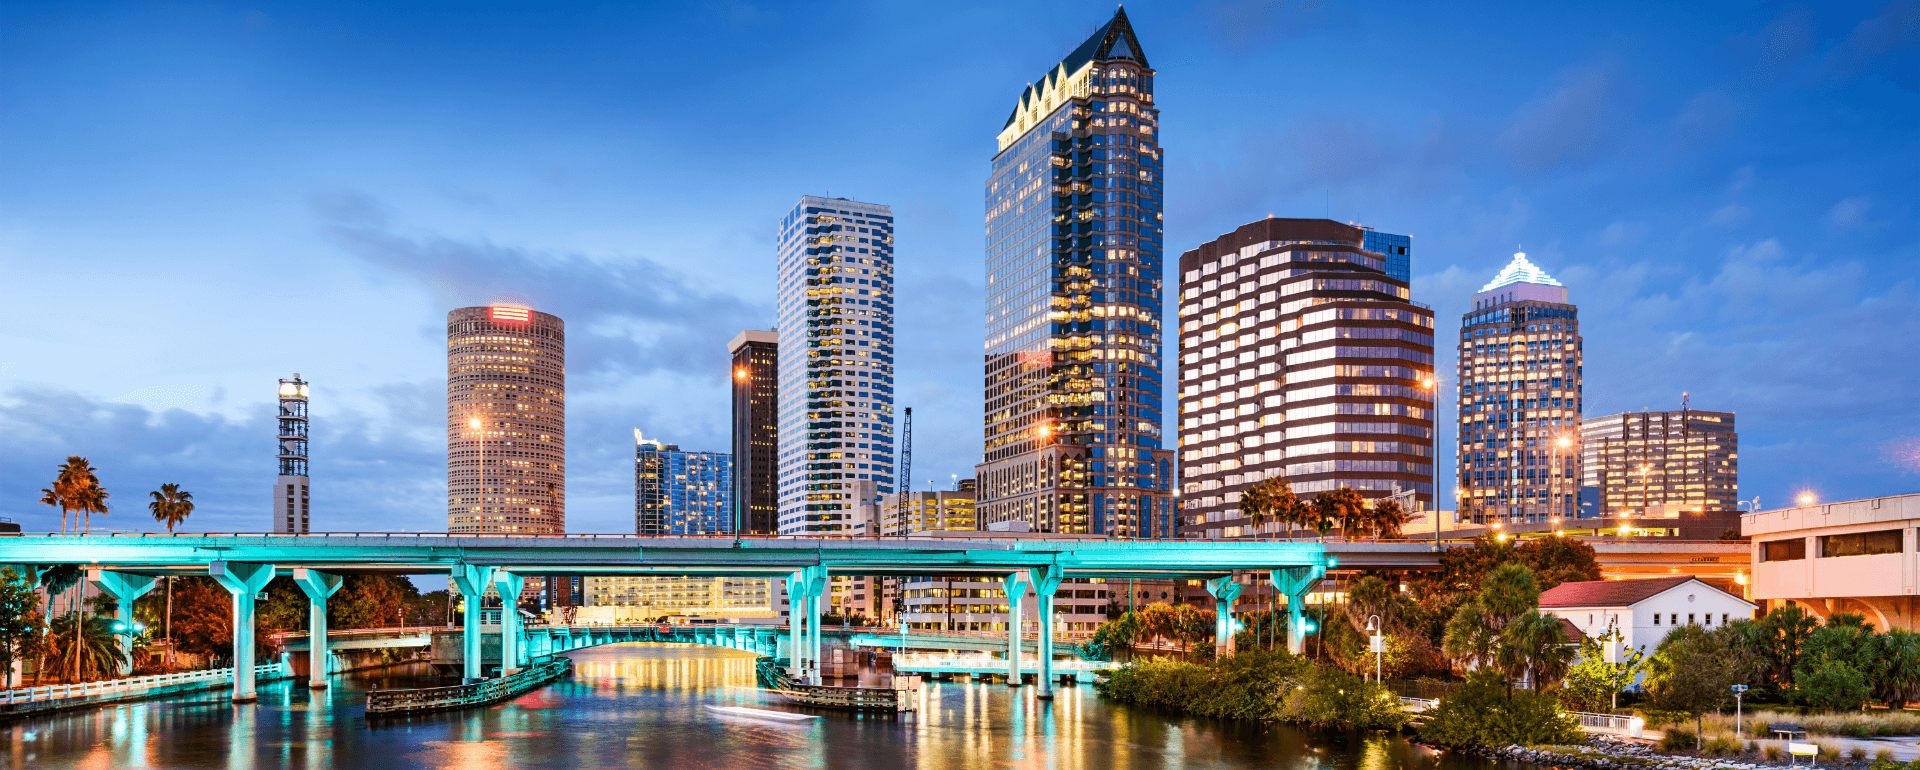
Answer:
1500, 58, 1639, 174
1824, 0, 1920, 91
315, 192, 766, 384
1670, 91, 1746, 146
1729, 7, 1816, 86
1196, 0, 1344, 55
1709, 204, 1751, 226
1593, 221, 1649, 248
1829, 196, 1872, 229
0, 386, 444, 533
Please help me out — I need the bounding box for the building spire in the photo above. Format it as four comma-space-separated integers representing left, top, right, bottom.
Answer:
1479, 250, 1563, 293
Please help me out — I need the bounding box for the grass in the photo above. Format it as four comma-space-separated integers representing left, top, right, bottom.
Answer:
1763, 745, 1786, 762
1697, 709, 1920, 738
1875, 749, 1896, 764
1850, 746, 1871, 762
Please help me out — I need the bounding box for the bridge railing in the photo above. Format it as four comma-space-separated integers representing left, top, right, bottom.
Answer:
0, 662, 288, 706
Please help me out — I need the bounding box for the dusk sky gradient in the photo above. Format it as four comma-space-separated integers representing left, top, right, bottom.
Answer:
3, 0, 1917, 534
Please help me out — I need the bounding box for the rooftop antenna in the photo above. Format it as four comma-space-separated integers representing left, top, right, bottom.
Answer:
897, 407, 912, 499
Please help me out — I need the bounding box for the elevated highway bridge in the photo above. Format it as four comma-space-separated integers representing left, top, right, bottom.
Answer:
0, 532, 1747, 702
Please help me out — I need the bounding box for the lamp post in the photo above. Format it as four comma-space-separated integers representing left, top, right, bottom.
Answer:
1420, 375, 1441, 551
1732, 684, 1749, 738
1364, 614, 1383, 683
1553, 434, 1573, 525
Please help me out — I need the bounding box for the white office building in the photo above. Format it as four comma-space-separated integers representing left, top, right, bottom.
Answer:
775, 196, 897, 534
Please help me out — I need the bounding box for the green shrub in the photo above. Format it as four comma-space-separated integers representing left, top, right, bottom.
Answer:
1418, 669, 1584, 748
1095, 649, 1407, 730
1661, 727, 1698, 752
1286, 664, 1410, 731
1638, 708, 1691, 728
1796, 658, 1870, 711
1873, 749, 1895, 765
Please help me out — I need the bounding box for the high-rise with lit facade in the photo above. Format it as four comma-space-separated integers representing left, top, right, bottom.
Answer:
274, 374, 310, 534
730, 329, 779, 534
1175, 219, 1435, 538
1456, 253, 1583, 524
775, 196, 896, 534
447, 305, 565, 534
1582, 407, 1738, 516
976, 7, 1173, 536
634, 431, 733, 536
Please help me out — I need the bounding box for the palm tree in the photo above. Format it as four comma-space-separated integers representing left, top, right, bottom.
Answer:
148, 483, 193, 668
148, 484, 192, 532
40, 455, 94, 532
46, 612, 127, 683
1498, 610, 1577, 691
1371, 499, 1410, 540
72, 465, 109, 533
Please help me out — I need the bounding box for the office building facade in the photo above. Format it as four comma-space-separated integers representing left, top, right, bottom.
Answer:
1456, 253, 1583, 524
976, 7, 1173, 537
1582, 408, 1738, 516
729, 329, 780, 534
580, 576, 775, 623
447, 305, 565, 534
1175, 218, 1436, 538
775, 196, 897, 534
634, 432, 733, 536
273, 374, 311, 534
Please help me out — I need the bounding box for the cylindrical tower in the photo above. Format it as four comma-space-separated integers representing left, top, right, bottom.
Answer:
274, 374, 311, 534
447, 305, 565, 534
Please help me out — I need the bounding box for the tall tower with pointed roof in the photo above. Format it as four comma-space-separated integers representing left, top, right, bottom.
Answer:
1456, 252, 1584, 525
975, 8, 1173, 537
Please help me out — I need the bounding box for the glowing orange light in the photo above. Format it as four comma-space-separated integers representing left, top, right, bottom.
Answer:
1797, 492, 1816, 507
734, 368, 748, 381
469, 418, 482, 430
489, 305, 531, 324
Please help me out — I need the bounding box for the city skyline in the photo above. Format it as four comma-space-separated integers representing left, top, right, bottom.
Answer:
3, 2, 1917, 533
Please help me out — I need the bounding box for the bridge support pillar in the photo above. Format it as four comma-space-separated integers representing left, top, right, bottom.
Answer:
1000, 571, 1030, 687
493, 571, 525, 675
208, 561, 275, 701
290, 568, 342, 689
451, 563, 494, 683
1270, 564, 1326, 656
1027, 565, 1063, 700
88, 569, 158, 676
787, 566, 826, 682
1205, 575, 1246, 659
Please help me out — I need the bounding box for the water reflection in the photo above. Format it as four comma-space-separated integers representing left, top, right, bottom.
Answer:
3, 642, 1502, 770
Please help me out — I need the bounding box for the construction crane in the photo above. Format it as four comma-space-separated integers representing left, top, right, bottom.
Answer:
898, 407, 912, 499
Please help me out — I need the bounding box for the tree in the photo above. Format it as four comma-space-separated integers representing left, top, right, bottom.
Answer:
147, 483, 193, 667
1871, 629, 1920, 710
1562, 617, 1649, 712
1498, 610, 1577, 691
1756, 604, 1819, 691
1514, 536, 1601, 590
1443, 562, 1541, 677
1311, 487, 1368, 540
0, 568, 44, 688
1644, 624, 1760, 749
45, 612, 127, 682
1419, 668, 1583, 748
1794, 612, 1878, 709
148, 483, 193, 532
1370, 499, 1410, 540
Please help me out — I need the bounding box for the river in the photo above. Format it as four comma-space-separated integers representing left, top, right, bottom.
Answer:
4, 643, 1503, 770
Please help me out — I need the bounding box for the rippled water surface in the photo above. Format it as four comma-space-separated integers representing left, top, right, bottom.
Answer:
3, 643, 1507, 770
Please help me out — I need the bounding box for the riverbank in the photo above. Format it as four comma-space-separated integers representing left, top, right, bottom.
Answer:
1448, 734, 1908, 770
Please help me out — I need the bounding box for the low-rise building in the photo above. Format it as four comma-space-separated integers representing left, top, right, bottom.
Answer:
1539, 576, 1756, 660
1745, 492, 1920, 631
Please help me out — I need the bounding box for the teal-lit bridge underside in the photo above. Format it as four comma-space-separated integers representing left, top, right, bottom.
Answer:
0, 533, 1332, 701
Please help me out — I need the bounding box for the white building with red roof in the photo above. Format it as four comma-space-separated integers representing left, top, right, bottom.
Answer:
1538, 576, 1756, 662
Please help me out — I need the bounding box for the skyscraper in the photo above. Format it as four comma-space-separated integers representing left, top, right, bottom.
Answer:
1582, 406, 1738, 516
729, 329, 779, 534
977, 7, 1172, 536
1456, 253, 1583, 524
1175, 219, 1435, 538
447, 305, 565, 534
634, 431, 734, 536
775, 196, 896, 534
274, 374, 310, 534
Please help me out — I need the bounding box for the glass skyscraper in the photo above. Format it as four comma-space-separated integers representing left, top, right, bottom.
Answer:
1456, 252, 1584, 524
775, 196, 896, 534
634, 431, 734, 535
976, 8, 1173, 536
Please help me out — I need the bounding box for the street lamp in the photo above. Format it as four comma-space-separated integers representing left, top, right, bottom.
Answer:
1419, 375, 1441, 551
1553, 434, 1573, 525
1732, 684, 1749, 738
1364, 614, 1384, 683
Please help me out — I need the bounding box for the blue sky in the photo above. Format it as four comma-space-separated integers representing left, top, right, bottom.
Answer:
2, 0, 1916, 534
